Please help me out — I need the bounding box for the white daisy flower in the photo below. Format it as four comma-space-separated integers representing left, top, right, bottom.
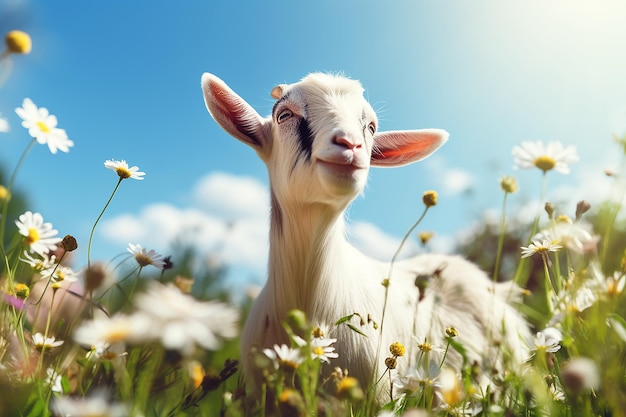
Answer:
15, 98, 74, 154
73, 313, 153, 347
512, 141, 578, 174
85, 341, 127, 362
51, 391, 128, 417
133, 282, 239, 355
520, 238, 562, 258
20, 251, 57, 273
104, 159, 145, 180
32, 332, 64, 350
15, 211, 61, 256
44, 265, 79, 284
263, 344, 304, 370
45, 367, 64, 394
533, 218, 595, 254
127, 243, 165, 268
393, 360, 441, 398
530, 327, 563, 358
310, 337, 339, 363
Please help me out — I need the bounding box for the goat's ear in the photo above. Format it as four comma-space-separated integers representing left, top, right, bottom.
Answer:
371, 129, 449, 167
201, 73, 269, 150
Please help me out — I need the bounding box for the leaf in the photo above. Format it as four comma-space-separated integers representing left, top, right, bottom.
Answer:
346, 324, 368, 338
335, 314, 356, 325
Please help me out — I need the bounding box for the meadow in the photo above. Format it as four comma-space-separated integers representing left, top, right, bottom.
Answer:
1, 30, 626, 417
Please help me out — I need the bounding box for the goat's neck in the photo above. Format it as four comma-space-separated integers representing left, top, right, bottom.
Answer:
267, 201, 351, 315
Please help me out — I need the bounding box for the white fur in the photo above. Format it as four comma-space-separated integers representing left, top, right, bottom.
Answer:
201, 72, 530, 400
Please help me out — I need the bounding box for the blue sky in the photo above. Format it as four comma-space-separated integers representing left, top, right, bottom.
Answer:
2, 1, 626, 287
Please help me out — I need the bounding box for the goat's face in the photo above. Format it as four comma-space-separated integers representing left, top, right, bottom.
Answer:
268, 73, 377, 207
201, 72, 449, 210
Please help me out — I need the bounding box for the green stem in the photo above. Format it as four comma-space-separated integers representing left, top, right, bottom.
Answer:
541, 252, 555, 314
493, 192, 509, 282
373, 206, 429, 387
88, 177, 123, 269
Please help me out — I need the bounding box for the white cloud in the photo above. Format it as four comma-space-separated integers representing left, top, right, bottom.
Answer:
101, 172, 271, 277
348, 222, 410, 261
424, 156, 475, 196
192, 172, 270, 220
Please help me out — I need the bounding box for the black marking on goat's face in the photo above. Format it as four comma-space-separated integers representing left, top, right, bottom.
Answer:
295, 116, 314, 162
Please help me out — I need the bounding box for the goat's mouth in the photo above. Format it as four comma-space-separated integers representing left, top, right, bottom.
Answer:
316, 159, 368, 174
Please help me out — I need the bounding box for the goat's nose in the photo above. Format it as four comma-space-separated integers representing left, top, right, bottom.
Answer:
332, 133, 362, 150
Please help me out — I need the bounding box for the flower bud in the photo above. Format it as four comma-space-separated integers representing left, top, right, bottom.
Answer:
5, 30, 32, 54
422, 190, 438, 207
544, 202, 555, 219
500, 176, 518, 193
61, 235, 78, 252
575, 200, 591, 220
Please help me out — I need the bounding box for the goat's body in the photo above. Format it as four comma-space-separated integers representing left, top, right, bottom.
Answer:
201, 71, 530, 403
241, 210, 529, 399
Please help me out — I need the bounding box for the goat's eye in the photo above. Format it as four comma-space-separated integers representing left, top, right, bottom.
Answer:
368, 122, 376, 135
277, 109, 293, 124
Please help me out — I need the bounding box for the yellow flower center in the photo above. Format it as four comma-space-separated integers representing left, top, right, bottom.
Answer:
10, 283, 30, 299
116, 167, 132, 179
533, 155, 556, 172
106, 327, 131, 344
418, 342, 433, 352
134, 253, 153, 267
36, 121, 51, 133
389, 341, 406, 357
26, 227, 40, 244
312, 346, 325, 356
279, 359, 299, 370
54, 270, 65, 282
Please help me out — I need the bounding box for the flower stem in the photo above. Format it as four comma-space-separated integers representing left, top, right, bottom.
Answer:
374, 206, 429, 387
493, 192, 509, 282
88, 177, 123, 269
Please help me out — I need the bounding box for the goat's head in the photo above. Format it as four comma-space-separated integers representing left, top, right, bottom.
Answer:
201, 72, 448, 211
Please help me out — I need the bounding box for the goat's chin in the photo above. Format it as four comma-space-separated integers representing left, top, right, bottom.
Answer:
316, 161, 368, 197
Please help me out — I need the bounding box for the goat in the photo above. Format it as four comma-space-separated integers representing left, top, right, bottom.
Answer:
201, 72, 530, 401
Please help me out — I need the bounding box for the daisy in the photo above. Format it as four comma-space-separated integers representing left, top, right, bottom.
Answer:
533, 218, 595, 254
512, 141, 578, 174
20, 251, 57, 273
310, 337, 339, 363
73, 313, 153, 347
15, 98, 74, 154
104, 159, 145, 180
127, 243, 165, 268
530, 327, 563, 358
45, 265, 79, 284
15, 211, 61, 256
85, 341, 127, 363
133, 282, 239, 355
32, 332, 64, 350
520, 238, 562, 258
393, 361, 441, 398
45, 368, 64, 394
51, 391, 128, 417
263, 344, 304, 370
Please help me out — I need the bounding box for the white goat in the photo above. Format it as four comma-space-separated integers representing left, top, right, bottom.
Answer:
201, 72, 530, 400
